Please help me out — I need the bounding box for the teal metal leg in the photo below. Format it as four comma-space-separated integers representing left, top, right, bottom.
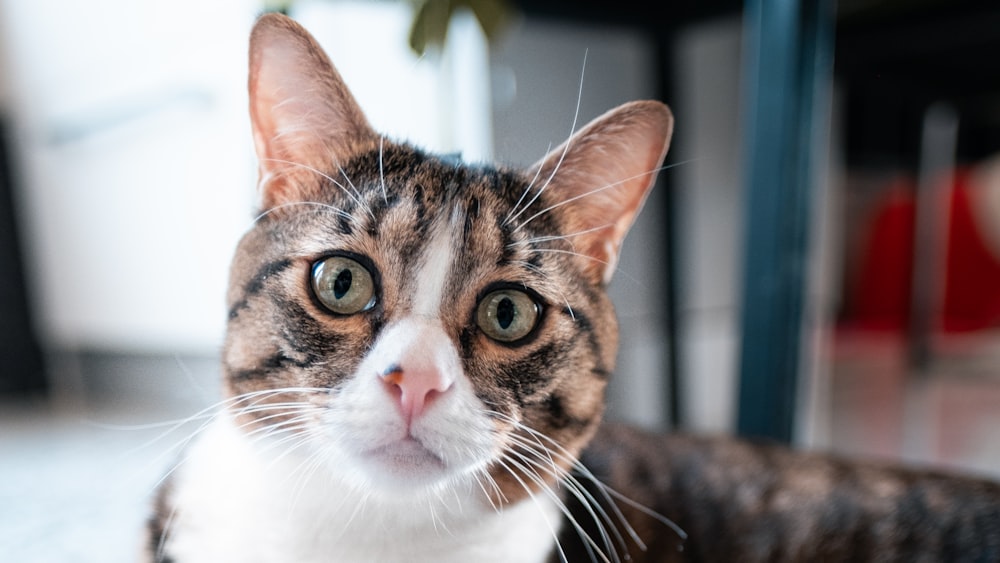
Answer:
736, 0, 835, 443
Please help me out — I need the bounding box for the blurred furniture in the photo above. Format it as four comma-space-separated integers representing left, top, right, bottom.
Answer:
0, 117, 45, 395
736, 0, 835, 443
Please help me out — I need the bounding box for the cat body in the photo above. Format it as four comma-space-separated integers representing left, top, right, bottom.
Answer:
565, 424, 1000, 562
147, 13, 1000, 562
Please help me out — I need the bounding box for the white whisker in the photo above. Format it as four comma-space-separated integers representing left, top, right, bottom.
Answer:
605, 487, 688, 542
155, 503, 180, 562
529, 247, 609, 266
512, 158, 694, 236
473, 469, 505, 513
484, 408, 616, 562
510, 422, 648, 546
129, 387, 328, 494
506, 433, 561, 477
510, 443, 633, 557
507, 223, 612, 250
379, 135, 389, 204
500, 453, 612, 563
259, 158, 371, 218
254, 200, 359, 226
285, 440, 334, 513
526, 424, 686, 546
494, 457, 572, 563
337, 165, 375, 219
503, 141, 552, 227
485, 408, 686, 557
504, 50, 589, 229
508, 260, 576, 321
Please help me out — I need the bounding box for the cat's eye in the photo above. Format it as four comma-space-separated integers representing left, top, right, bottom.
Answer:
311, 255, 377, 315
476, 288, 541, 343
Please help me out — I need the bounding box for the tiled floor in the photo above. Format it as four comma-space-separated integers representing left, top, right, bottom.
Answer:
0, 354, 219, 563
1, 401, 167, 562
825, 328, 1000, 480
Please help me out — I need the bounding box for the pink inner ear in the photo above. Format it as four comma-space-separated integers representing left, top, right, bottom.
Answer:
532, 100, 673, 285
247, 13, 376, 210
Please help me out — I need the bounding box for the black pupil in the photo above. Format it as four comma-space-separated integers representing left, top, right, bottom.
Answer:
496, 297, 516, 330
333, 268, 352, 299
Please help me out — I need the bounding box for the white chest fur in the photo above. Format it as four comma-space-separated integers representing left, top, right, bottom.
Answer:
161, 417, 562, 563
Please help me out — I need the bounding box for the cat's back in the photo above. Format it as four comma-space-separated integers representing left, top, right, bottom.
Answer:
560, 422, 1000, 562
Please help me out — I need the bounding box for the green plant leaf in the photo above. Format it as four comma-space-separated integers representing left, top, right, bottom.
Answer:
407, 0, 513, 56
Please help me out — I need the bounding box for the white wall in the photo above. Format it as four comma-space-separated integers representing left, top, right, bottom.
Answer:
0, 0, 259, 355
673, 18, 745, 433
0, 7, 10, 110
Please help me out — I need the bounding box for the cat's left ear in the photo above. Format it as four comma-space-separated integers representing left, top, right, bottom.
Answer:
530, 100, 673, 286
248, 13, 378, 210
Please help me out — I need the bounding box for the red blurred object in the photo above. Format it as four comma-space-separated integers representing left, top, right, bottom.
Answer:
841, 169, 1000, 334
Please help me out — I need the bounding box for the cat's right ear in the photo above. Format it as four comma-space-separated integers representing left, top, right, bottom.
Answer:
248, 13, 377, 210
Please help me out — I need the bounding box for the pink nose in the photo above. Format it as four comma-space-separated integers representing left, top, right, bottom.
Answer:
380, 363, 453, 423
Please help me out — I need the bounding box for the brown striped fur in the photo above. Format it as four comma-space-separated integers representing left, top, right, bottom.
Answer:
557, 423, 1000, 562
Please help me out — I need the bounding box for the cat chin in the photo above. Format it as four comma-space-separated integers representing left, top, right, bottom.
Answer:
355, 437, 452, 488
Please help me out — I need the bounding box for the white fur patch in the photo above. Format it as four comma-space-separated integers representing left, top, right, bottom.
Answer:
412, 213, 458, 318
161, 416, 562, 563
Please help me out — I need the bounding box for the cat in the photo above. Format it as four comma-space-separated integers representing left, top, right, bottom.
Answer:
146, 12, 1000, 563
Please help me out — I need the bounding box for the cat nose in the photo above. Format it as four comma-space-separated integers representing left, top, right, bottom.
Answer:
380, 362, 453, 423
369, 318, 460, 423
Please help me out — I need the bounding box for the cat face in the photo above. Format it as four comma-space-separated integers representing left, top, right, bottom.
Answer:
222, 13, 672, 503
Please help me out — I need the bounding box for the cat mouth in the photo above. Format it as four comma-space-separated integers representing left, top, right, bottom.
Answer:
361, 436, 449, 483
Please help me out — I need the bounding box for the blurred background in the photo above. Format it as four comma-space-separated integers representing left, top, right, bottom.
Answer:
3, 0, 1000, 560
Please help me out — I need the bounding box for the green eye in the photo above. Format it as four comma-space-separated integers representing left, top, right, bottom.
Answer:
476, 288, 541, 343
311, 255, 376, 315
